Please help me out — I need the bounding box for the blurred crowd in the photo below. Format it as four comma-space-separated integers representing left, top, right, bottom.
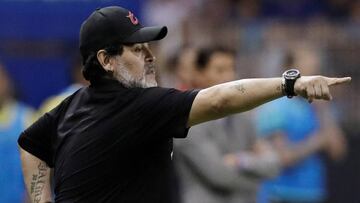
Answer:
145, 0, 360, 202
144, 0, 360, 136
0, 0, 359, 202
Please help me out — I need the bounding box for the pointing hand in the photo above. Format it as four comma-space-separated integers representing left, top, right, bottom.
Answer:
294, 76, 351, 102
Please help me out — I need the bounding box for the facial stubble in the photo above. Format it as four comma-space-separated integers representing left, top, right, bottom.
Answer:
113, 60, 157, 88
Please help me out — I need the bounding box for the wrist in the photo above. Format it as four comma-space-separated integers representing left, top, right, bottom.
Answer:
224, 153, 246, 169
233, 153, 251, 170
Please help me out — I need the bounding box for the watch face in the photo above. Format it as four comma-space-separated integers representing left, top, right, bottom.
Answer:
284, 69, 300, 80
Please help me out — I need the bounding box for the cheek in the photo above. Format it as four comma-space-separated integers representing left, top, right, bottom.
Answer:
131, 59, 145, 75
118, 57, 144, 76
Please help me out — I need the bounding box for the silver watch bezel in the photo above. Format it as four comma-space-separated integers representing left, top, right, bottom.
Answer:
283, 69, 300, 80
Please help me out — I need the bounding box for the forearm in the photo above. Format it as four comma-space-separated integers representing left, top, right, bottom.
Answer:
20, 147, 52, 203
189, 75, 351, 127
279, 135, 324, 167
225, 151, 281, 179
175, 140, 258, 192
218, 78, 283, 113
189, 78, 283, 126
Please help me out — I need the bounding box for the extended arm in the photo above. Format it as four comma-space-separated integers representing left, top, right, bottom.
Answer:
188, 76, 351, 127
19, 147, 52, 203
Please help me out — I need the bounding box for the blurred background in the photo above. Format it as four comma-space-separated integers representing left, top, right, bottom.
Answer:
0, 0, 359, 202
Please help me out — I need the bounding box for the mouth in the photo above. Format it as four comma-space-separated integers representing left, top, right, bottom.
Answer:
146, 69, 155, 74
145, 64, 156, 75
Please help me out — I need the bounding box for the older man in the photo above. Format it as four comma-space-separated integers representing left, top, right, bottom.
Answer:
18, 6, 350, 203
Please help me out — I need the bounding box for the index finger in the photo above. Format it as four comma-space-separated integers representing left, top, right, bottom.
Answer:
325, 77, 352, 86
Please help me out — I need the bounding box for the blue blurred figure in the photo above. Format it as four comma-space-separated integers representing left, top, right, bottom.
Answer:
0, 62, 34, 202
255, 46, 346, 203
256, 97, 326, 203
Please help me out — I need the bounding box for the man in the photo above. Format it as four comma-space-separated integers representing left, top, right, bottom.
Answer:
175, 46, 280, 203
17, 6, 350, 203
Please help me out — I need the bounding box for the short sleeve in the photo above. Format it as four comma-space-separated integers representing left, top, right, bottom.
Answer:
134, 87, 199, 138
18, 100, 67, 167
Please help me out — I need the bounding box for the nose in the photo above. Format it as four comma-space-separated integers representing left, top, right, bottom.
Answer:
144, 45, 156, 63
145, 56, 156, 63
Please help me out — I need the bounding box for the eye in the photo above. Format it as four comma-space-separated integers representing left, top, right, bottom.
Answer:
134, 45, 142, 53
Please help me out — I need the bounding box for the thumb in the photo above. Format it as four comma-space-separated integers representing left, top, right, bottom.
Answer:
325, 77, 351, 86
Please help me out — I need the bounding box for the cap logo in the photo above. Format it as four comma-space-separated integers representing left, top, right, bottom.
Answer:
126, 11, 139, 25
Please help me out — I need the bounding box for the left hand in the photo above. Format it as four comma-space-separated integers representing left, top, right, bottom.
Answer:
294, 76, 351, 102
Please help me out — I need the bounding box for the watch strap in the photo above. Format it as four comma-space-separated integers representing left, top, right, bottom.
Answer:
282, 78, 296, 98
282, 69, 301, 98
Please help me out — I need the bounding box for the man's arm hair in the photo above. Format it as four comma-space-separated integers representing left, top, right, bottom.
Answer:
188, 76, 351, 127
188, 78, 283, 127
19, 147, 52, 203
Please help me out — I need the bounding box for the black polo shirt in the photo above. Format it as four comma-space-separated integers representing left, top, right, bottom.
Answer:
18, 79, 199, 203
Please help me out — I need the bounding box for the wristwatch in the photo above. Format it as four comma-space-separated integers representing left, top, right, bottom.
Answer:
282, 69, 301, 98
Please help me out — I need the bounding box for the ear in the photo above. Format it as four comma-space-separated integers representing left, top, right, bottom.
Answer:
97, 50, 112, 72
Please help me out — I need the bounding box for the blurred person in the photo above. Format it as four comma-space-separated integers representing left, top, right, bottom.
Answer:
37, 54, 89, 115
144, 0, 240, 53
17, 6, 350, 203
0, 62, 34, 202
167, 47, 197, 90
255, 46, 347, 203
175, 46, 280, 203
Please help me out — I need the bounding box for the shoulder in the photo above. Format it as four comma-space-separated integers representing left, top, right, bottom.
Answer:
41, 88, 84, 122
134, 87, 199, 106
38, 87, 85, 115
138, 87, 197, 97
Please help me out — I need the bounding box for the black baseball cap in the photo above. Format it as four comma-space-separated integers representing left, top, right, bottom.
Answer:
79, 6, 167, 60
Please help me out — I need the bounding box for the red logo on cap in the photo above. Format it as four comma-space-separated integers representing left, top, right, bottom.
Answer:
126, 11, 139, 25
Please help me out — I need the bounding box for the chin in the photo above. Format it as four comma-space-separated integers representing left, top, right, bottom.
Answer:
146, 80, 158, 88
145, 75, 157, 87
